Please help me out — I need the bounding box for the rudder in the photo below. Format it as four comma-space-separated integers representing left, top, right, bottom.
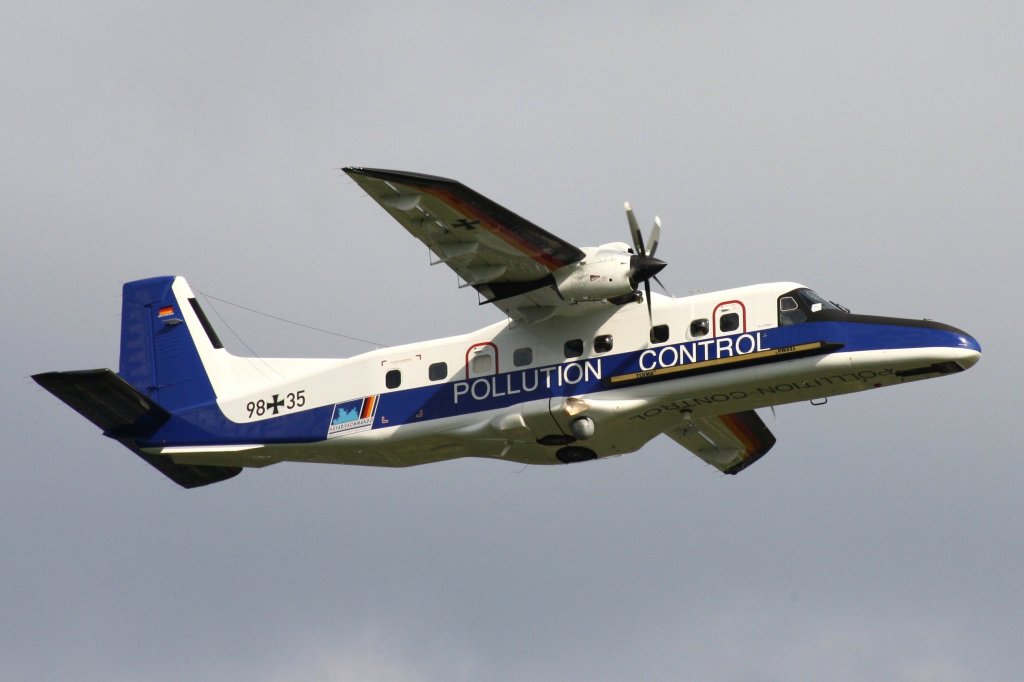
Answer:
118, 276, 222, 412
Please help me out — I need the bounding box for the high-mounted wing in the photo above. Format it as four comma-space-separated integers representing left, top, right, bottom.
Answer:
345, 167, 587, 322
665, 409, 777, 475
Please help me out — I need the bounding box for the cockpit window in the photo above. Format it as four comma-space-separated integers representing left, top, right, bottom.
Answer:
778, 288, 846, 326
798, 288, 843, 313
779, 301, 806, 326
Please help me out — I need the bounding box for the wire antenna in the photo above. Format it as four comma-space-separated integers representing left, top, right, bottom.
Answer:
198, 291, 387, 349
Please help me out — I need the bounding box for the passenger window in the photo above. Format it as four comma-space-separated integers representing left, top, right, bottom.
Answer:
385, 369, 401, 389
428, 362, 447, 381
564, 339, 584, 358
594, 335, 613, 353
513, 347, 533, 367
650, 324, 669, 343
690, 319, 710, 337
719, 312, 740, 333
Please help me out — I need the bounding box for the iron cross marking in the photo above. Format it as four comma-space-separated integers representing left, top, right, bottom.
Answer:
451, 218, 480, 231
267, 394, 285, 415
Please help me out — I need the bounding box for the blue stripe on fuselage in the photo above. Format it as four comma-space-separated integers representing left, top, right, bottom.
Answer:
134, 318, 977, 447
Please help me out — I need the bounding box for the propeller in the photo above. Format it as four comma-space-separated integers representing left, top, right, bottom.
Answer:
624, 202, 667, 321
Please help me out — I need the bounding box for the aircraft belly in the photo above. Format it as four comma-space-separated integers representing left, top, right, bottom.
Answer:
312, 409, 561, 467
624, 346, 972, 435
313, 399, 656, 468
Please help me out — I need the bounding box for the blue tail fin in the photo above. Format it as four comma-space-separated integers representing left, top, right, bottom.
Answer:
118, 276, 220, 413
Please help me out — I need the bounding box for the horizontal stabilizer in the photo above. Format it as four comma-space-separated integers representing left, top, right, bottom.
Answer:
32, 369, 170, 437
33, 368, 241, 488
122, 444, 242, 489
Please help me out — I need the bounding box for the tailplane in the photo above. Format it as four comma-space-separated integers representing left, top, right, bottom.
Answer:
33, 276, 242, 488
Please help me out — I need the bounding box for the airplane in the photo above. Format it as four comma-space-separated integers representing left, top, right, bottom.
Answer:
32, 168, 982, 488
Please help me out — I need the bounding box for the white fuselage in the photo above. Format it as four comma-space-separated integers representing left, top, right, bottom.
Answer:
153, 280, 980, 471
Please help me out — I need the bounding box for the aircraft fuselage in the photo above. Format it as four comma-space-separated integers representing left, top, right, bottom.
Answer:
134, 278, 979, 473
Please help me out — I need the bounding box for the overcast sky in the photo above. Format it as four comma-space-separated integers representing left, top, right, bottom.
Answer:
3, 2, 1022, 680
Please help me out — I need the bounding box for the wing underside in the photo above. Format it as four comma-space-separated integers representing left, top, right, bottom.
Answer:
345, 167, 586, 322
665, 409, 777, 475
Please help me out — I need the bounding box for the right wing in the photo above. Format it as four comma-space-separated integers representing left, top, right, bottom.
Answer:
665, 409, 777, 475
345, 167, 587, 322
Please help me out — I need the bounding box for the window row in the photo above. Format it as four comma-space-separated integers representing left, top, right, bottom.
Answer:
648, 312, 740, 342
562, 334, 613, 359
386, 361, 449, 390
383, 314, 744, 388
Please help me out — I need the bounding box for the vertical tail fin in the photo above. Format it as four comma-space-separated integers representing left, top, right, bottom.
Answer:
118, 276, 222, 412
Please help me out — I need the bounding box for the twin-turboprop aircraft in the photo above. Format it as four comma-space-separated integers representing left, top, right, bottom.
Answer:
34, 168, 982, 488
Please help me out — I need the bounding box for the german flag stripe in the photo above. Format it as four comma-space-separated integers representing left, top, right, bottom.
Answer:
719, 412, 761, 456
360, 395, 377, 420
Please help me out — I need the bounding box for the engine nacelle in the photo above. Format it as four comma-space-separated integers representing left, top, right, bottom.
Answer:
553, 244, 635, 302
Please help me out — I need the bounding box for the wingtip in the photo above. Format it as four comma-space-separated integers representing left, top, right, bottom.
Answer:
341, 167, 461, 186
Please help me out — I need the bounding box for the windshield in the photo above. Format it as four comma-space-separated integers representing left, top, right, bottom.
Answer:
778, 288, 847, 326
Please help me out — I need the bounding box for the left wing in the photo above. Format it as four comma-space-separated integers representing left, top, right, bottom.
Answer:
345, 167, 586, 322
665, 410, 777, 475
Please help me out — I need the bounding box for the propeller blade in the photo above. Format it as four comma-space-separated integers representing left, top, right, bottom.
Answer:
647, 216, 661, 257
625, 201, 644, 254
652, 274, 672, 297
645, 280, 653, 323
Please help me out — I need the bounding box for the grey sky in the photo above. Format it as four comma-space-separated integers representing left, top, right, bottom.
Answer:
3, 2, 1022, 680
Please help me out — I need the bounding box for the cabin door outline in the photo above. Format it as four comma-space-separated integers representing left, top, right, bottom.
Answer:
465, 342, 498, 379
712, 299, 748, 336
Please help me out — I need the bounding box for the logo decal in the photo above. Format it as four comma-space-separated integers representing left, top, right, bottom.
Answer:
157, 306, 175, 318
327, 395, 379, 438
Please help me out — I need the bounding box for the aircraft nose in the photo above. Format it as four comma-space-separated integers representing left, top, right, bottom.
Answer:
922, 322, 981, 371
852, 314, 982, 373
953, 330, 982, 369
